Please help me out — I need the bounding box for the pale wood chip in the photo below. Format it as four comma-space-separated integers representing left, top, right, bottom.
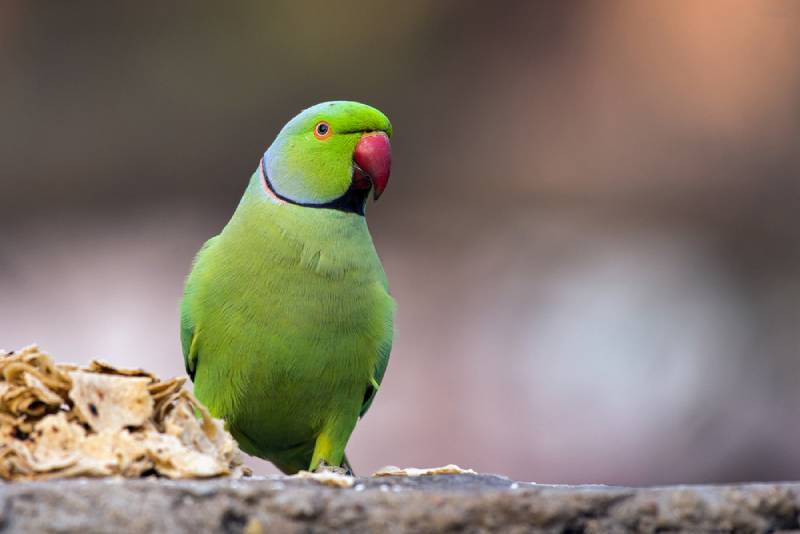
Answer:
372, 464, 478, 477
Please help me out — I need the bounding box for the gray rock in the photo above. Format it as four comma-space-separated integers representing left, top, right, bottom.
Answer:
1, 475, 799, 533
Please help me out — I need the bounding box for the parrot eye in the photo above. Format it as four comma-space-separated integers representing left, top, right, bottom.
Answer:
314, 121, 332, 140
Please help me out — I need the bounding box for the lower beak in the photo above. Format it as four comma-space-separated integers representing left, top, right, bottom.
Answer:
353, 131, 391, 200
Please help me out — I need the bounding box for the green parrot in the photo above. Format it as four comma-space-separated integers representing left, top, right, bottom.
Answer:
180, 101, 395, 474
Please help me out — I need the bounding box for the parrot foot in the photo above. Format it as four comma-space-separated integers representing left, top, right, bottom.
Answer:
314, 460, 350, 476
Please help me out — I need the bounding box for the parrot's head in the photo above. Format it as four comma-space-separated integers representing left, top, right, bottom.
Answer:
262, 101, 392, 216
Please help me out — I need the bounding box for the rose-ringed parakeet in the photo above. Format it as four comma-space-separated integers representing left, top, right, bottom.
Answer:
180, 101, 394, 474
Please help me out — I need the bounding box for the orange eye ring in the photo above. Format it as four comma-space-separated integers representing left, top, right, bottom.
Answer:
314, 121, 332, 140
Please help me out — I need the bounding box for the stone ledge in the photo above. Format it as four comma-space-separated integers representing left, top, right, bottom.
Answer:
1, 475, 799, 533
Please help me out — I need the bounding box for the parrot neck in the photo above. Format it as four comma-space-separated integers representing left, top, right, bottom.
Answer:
223, 172, 378, 263
260, 159, 369, 216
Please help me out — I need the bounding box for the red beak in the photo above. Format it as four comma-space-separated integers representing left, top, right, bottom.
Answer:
353, 131, 391, 200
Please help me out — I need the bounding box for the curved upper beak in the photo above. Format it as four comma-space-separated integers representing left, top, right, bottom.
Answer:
353, 131, 391, 200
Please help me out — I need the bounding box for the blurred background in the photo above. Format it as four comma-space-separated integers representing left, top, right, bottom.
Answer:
2, 1, 800, 485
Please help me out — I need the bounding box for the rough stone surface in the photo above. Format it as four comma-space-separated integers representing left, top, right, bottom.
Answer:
1, 475, 800, 533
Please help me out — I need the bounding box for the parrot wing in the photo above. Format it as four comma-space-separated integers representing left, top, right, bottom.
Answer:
359, 327, 392, 418
180, 307, 198, 380
180, 236, 219, 380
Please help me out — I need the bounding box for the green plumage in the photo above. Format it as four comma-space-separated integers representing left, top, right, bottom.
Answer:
180, 102, 394, 473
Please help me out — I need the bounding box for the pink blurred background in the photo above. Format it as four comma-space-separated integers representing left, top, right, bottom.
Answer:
2, 1, 800, 484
